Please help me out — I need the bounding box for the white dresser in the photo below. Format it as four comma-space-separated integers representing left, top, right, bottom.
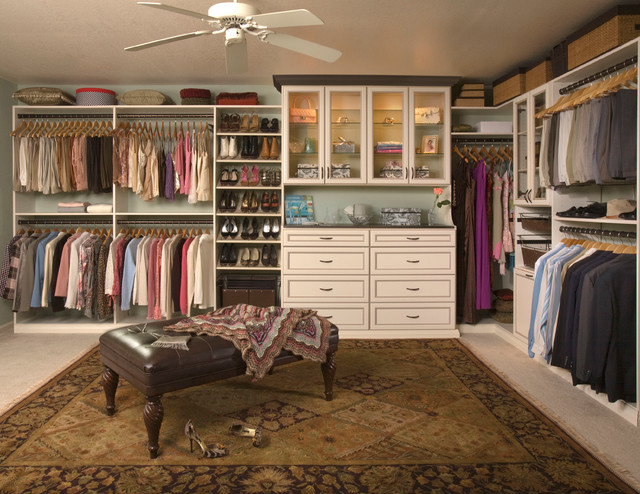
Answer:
282, 227, 458, 338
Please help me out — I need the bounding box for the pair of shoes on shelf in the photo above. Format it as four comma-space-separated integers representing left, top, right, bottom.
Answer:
240, 191, 260, 212
219, 136, 239, 159
556, 202, 606, 218
185, 420, 228, 458
261, 192, 279, 212
260, 168, 281, 186
219, 168, 239, 185
260, 118, 280, 133
261, 244, 278, 267
262, 217, 280, 239
220, 217, 239, 238
219, 244, 238, 266
239, 113, 260, 132
259, 137, 281, 159
240, 217, 260, 239
239, 164, 260, 186
239, 247, 261, 266
241, 136, 262, 159
218, 191, 238, 212
229, 424, 262, 447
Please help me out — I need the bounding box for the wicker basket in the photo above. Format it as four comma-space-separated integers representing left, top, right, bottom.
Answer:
520, 215, 551, 234
492, 68, 526, 105
567, 6, 640, 70
525, 59, 553, 92
521, 246, 547, 269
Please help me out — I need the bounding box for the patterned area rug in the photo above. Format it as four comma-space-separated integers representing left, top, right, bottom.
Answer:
0, 339, 635, 493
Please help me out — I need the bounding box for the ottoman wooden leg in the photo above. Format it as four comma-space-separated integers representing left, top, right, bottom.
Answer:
101, 366, 119, 416
321, 351, 337, 401
143, 394, 164, 459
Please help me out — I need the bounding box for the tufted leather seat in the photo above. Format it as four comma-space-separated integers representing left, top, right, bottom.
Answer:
99, 318, 339, 458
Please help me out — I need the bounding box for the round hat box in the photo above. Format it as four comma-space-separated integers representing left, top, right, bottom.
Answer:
76, 87, 116, 106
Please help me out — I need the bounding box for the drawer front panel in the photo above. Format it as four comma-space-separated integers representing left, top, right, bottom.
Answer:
370, 229, 455, 247
284, 229, 369, 247
370, 247, 454, 274
283, 303, 369, 330
284, 248, 368, 274
283, 276, 368, 302
370, 275, 455, 302
370, 303, 455, 330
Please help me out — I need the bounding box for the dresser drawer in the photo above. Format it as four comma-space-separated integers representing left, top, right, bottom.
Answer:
283, 303, 369, 330
283, 229, 369, 246
370, 275, 455, 302
370, 303, 456, 330
283, 248, 368, 274
283, 276, 368, 302
370, 247, 454, 274
370, 228, 455, 247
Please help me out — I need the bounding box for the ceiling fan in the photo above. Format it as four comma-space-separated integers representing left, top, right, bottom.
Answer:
124, 1, 342, 73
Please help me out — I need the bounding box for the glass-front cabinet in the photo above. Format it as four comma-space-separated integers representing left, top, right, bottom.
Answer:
367, 87, 408, 183
409, 88, 450, 183
514, 86, 550, 205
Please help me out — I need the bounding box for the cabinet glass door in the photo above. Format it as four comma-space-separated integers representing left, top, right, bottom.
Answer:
532, 90, 547, 202
284, 87, 323, 184
367, 88, 407, 183
410, 88, 449, 183
325, 87, 366, 184
514, 96, 529, 202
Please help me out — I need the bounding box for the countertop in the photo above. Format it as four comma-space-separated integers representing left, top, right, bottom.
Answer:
283, 223, 455, 229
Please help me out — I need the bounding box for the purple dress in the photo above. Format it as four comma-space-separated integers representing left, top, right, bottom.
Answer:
473, 159, 491, 309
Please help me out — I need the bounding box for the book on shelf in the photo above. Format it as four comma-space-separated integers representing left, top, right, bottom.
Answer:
285, 195, 315, 225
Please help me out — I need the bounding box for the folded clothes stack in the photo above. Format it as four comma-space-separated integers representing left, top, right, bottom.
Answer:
376, 141, 402, 153
556, 199, 636, 219
86, 203, 113, 213
57, 201, 89, 213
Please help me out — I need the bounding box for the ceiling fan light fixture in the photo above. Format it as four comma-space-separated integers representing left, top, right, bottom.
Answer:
225, 27, 244, 45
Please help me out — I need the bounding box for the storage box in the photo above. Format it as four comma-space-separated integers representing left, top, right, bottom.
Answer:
414, 107, 441, 124
525, 59, 553, 92
330, 163, 350, 178
332, 139, 355, 153
76, 87, 116, 106
474, 121, 513, 133
297, 163, 318, 178
415, 166, 430, 179
492, 68, 526, 105
378, 160, 403, 179
381, 208, 421, 226
220, 274, 278, 307
567, 5, 640, 70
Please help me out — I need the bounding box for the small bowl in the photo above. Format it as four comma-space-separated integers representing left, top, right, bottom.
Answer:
346, 213, 372, 225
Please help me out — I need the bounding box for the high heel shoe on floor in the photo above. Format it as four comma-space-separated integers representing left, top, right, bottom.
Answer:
185, 420, 228, 458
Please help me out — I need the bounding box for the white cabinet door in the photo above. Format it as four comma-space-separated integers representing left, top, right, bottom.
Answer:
514, 267, 535, 341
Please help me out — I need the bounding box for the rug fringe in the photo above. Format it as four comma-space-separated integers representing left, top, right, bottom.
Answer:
458, 338, 640, 493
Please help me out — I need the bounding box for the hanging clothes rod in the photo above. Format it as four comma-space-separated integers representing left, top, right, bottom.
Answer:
117, 114, 214, 119
452, 137, 513, 144
558, 225, 636, 239
116, 219, 214, 225
17, 113, 112, 119
559, 55, 638, 95
17, 113, 214, 119
18, 219, 112, 225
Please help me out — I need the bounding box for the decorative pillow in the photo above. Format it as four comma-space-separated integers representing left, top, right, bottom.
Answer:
12, 87, 75, 106
117, 89, 173, 105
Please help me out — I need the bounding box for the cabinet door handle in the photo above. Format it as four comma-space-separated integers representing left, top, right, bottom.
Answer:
321, 166, 324, 179
319, 237, 333, 240
319, 259, 334, 263
406, 315, 420, 319
406, 237, 420, 240
404, 166, 407, 179
525, 273, 534, 279
406, 287, 420, 291
406, 259, 420, 263
319, 287, 333, 291
411, 167, 415, 179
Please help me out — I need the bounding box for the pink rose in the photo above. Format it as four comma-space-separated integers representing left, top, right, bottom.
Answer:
434, 188, 443, 196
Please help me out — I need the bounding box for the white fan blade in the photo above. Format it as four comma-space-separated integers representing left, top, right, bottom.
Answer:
125, 30, 212, 51
137, 2, 220, 23
225, 40, 249, 74
250, 9, 323, 28
261, 33, 341, 63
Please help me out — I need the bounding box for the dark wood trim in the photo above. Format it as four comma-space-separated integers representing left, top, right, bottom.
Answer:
272, 74, 460, 92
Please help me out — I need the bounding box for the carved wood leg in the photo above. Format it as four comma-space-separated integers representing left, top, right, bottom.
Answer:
321, 351, 337, 401
143, 394, 164, 459
101, 366, 119, 416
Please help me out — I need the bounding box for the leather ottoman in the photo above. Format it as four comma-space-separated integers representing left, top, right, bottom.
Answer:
99, 319, 339, 458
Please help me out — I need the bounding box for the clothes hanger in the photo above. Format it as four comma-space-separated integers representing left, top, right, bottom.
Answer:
10, 120, 28, 137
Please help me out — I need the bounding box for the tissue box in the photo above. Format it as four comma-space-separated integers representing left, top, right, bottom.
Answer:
297, 163, 318, 178
332, 139, 355, 153
381, 208, 421, 226
331, 164, 350, 178
474, 121, 513, 133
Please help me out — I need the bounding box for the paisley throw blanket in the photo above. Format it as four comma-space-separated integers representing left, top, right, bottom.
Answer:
164, 304, 332, 380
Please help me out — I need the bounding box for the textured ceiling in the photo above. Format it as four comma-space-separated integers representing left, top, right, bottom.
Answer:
0, 0, 628, 87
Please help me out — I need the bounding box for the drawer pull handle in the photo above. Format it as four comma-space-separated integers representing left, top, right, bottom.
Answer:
319, 287, 333, 291
406, 260, 420, 263
406, 237, 420, 240
406, 315, 420, 319
525, 273, 534, 279
319, 259, 334, 263
406, 287, 420, 291
319, 237, 333, 240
